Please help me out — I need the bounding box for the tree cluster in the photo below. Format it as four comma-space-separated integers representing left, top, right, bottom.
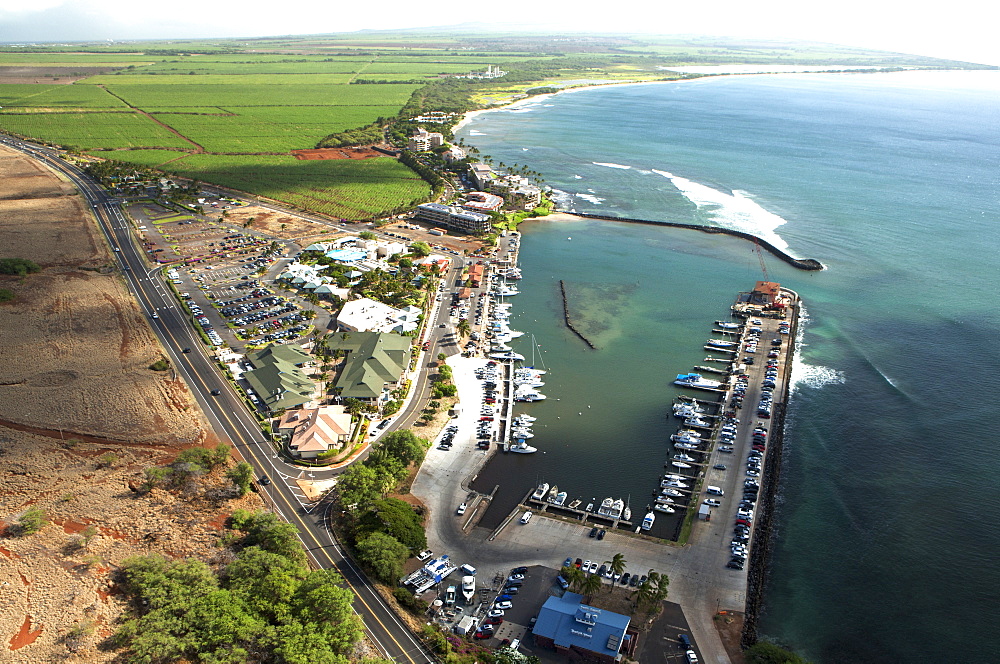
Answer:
0, 258, 41, 276
316, 123, 385, 149
114, 510, 363, 663
141, 443, 234, 494
336, 430, 429, 583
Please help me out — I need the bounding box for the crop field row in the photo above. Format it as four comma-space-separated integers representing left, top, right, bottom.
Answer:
93, 82, 421, 108
0, 111, 192, 149
0, 83, 128, 108
157, 155, 430, 220
84, 73, 357, 86
152, 105, 400, 152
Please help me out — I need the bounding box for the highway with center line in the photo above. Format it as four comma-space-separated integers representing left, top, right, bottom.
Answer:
2, 135, 438, 664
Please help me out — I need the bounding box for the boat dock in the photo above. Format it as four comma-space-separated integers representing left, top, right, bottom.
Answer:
522, 489, 635, 530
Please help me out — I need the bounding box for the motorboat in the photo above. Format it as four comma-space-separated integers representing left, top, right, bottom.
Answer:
597, 497, 614, 516
663, 474, 687, 481
662, 488, 684, 497
684, 416, 713, 428
608, 499, 625, 519
546, 485, 560, 501
641, 511, 655, 531
653, 504, 676, 514
671, 461, 692, 469
461, 575, 476, 602
551, 491, 568, 506
509, 441, 537, 454
531, 482, 549, 500
511, 429, 534, 439
513, 414, 537, 423
706, 339, 737, 348
673, 401, 708, 418
672, 428, 702, 440
655, 496, 675, 505
716, 321, 741, 329
672, 454, 696, 462
490, 351, 525, 361
585, 501, 594, 512
662, 480, 689, 489
674, 373, 722, 389
514, 388, 546, 402
674, 442, 701, 451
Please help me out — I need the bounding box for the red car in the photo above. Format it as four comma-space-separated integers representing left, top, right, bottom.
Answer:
486, 616, 504, 626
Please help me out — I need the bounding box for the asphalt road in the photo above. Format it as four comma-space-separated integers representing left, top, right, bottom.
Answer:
2, 136, 437, 664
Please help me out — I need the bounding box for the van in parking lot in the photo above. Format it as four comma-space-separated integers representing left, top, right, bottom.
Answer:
706, 486, 725, 496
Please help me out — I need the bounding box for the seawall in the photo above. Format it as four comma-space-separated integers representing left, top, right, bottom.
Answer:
570, 212, 824, 271
741, 288, 801, 648
558, 280, 598, 349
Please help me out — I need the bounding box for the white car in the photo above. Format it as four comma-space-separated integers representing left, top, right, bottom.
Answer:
488, 608, 505, 618
520, 511, 533, 524
703, 499, 722, 507
456, 503, 467, 516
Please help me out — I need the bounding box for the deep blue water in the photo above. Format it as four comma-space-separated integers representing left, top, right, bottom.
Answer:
458, 71, 1000, 663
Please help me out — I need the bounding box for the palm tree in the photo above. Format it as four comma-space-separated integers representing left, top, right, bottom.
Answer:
563, 565, 586, 592
580, 571, 603, 600
631, 580, 655, 611
607, 553, 627, 592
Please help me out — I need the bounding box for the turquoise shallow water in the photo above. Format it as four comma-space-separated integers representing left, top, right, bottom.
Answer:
459, 71, 1000, 662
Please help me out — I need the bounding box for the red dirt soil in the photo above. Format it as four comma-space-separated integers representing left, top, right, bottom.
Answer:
9, 615, 43, 651
292, 147, 383, 160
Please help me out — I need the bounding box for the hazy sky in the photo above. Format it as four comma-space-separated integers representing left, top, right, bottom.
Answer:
1, 0, 998, 66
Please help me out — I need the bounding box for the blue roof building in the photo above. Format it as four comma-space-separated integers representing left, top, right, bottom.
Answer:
532, 592, 632, 663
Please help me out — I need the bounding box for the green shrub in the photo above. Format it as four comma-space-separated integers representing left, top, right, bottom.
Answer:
0, 288, 14, 303
0, 258, 40, 276
149, 358, 170, 371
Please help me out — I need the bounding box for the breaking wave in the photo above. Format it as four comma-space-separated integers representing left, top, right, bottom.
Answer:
651, 169, 790, 249
593, 162, 631, 170
575, 192, 605, 204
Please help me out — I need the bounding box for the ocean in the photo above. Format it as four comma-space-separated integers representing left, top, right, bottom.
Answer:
457, 70, 1000, 663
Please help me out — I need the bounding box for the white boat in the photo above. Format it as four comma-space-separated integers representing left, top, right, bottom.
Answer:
510, 441, 537, 454
546, 485, 560, 500
716, 321, 741, 329
585, 501, 594, 512
641, 511, 655, 530
531, 482, 549, 500
684, 416, 713, 428
663, 474, 688, 481
551, 491, 568, 506
672, 454, 696, 462
705, 339, 737, 348
495, 285, 519, 296
671, 461, 692, 469
674, 373, 723, 389
511, 430, 534, 439
673, 401, 708, 418
461, 575, 476, 602
623, 505, 632, 521
490, 351, 525, 361
662, 488, 684, 497
609, 499, 625, 518
654, 504, 676, 514
662, 480, 689, 489
514, 388, 546, 402
596, 497, 614, 516
672, 428, 702, 439
513, 414, 536, 423
655, 496, 675, 505
674, 442, 701, 451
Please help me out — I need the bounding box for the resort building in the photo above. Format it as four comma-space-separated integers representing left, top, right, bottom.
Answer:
453, 65, 507, 80
443, 145, 467, 163
277, 405, 353, 459
469, 163, 495, 190
327, 331, 411, 401
407, 128, 444, 151
462, 191, 504, 213
336, 297, 421, 334
243, 344, 316, 413
487, 174, 542, 210
532, 593, 634, 664
414, 203, 493, 235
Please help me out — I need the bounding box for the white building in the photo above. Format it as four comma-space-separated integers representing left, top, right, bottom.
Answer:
407, 128, 444, 151
336, 297, 421, 334
415, 203, 493, 235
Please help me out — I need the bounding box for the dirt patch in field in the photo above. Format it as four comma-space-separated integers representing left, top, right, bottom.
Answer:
292, 147, 383, 160
0, 428, 267, 661
0, 145, 205, 446
226, 205, 344, 243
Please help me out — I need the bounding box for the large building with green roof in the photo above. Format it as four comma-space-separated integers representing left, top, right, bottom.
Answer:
243, 343, 316, 413
327, 331, 411, 400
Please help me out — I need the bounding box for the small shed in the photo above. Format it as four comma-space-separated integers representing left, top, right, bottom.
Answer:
698, 504, 712, 521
